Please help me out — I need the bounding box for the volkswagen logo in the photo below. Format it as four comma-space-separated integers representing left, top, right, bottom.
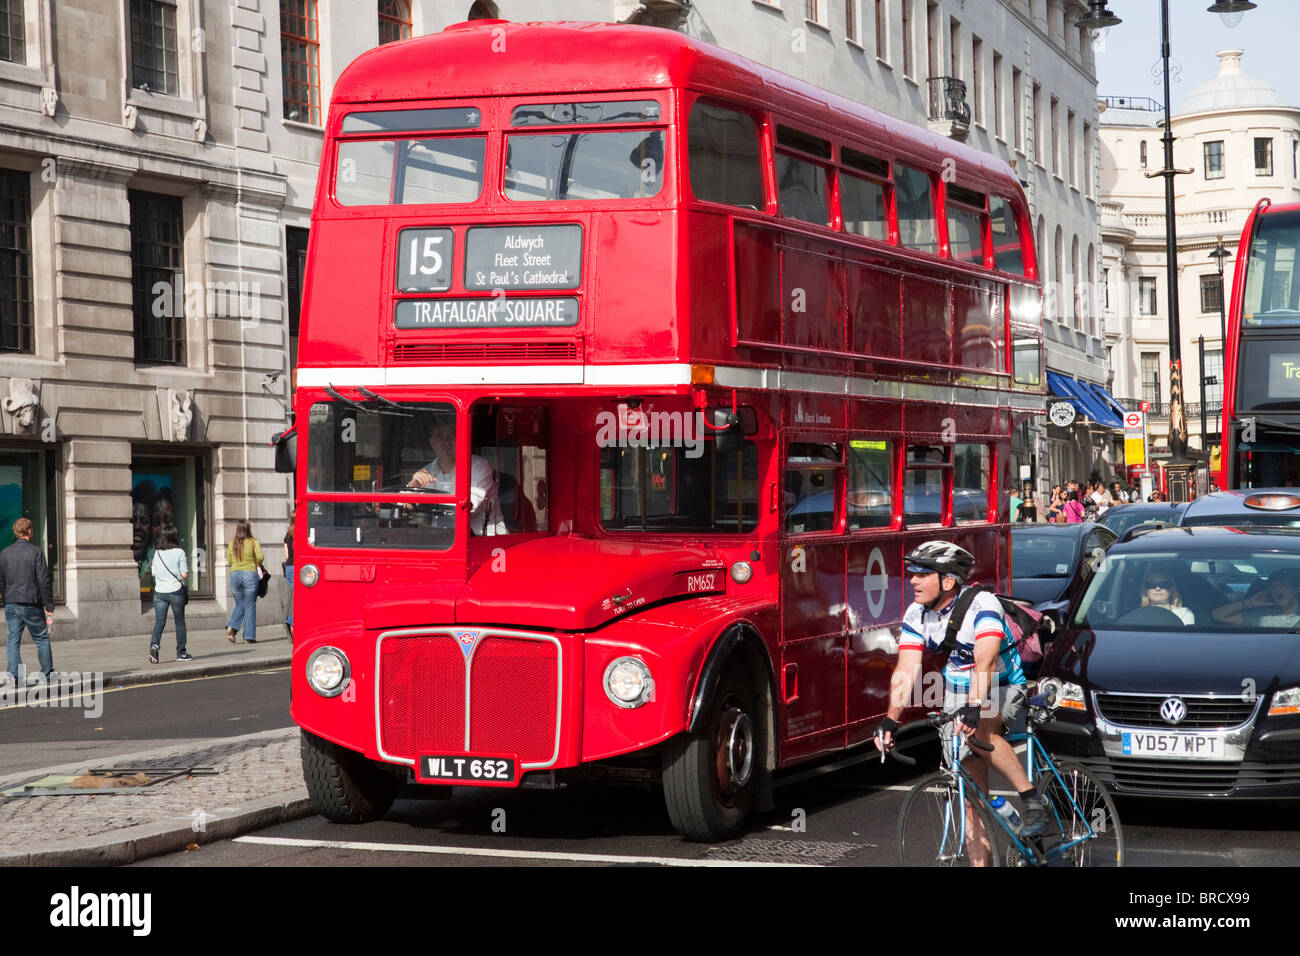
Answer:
1160, 696, 1187, 725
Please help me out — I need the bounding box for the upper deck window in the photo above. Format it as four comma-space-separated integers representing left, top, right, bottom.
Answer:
341, 107, 481, 133
1243, 209, 1300, 326
840, 148, 890, 242
687, 102, 763, 209
504, 130, 664, 201
894, 163, 937, 254
990, 196, 1025, 276
335, 137, 485, 206
776, 126, 831, 227
945, 185, 987, 266
511, 100, 661, 126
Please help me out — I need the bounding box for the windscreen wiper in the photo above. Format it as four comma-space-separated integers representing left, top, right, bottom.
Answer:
356, 386, 416, 416
324, 384, 409, 417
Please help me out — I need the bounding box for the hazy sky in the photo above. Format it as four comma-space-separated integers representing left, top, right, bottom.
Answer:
1093, 3, 1299, 112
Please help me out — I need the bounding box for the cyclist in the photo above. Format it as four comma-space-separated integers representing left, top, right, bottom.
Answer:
874, 540, 1048, 851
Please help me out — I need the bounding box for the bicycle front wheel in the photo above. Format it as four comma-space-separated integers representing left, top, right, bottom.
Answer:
898, 773, 1003, 867
1036, 761, 1124, 867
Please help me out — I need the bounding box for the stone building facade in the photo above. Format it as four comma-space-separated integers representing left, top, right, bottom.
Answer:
0, 0, 1100, 638
1100, 48, 1300, 486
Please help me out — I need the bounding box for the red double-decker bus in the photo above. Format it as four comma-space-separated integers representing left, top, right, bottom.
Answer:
287, 20, 1044, 841
1221, 198, 1300, 489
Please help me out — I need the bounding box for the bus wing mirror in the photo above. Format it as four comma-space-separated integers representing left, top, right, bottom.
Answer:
708, 406, 757, 456
272, 427, 297, 474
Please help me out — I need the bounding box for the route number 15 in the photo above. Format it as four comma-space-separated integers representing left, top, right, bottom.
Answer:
396, 227, 453, 292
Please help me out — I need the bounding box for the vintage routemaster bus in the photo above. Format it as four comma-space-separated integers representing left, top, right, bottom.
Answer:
287, 20, 1045, 841
1220, 198, 1300, 489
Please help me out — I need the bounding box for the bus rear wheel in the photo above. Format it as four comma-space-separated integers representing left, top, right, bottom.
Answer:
300, 729, 399, 824
662, 663, 759, 842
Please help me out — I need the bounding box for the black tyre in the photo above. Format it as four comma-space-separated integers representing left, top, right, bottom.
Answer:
898, 773, 1004, 867
662, 662, 760, 842
1035, 760, 1124, 866
300, 729, 399, 824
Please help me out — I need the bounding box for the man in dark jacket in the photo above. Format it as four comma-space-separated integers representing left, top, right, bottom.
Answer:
1, 518, 55, 684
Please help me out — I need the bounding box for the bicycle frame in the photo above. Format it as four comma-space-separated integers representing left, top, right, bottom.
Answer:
1005, 729, 1103, 862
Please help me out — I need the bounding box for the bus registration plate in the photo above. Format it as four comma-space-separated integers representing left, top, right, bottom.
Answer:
418, 755, 517, 783
1121, 732, 1223, 759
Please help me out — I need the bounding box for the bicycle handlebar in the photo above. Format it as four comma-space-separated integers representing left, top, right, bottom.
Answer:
875, 710, 995, 765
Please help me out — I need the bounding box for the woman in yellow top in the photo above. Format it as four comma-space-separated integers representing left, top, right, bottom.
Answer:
226, 520, 264, 644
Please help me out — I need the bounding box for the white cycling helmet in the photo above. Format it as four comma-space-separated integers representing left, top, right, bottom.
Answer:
904, 540, 976, 583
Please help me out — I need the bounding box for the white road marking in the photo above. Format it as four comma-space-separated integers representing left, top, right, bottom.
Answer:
234, 834, 818, 867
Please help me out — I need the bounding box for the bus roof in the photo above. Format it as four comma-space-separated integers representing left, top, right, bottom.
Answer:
331, 19, 1023, 198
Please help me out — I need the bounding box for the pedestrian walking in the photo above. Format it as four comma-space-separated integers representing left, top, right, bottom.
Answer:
0, 517, 55, 684
283, 513, 294, 642
1064, 489, 1085, 523
150, 527, 191, 663
226, 520, 265, 644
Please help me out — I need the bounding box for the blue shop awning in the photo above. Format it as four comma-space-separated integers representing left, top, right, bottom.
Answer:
1045, 371, 1124, 429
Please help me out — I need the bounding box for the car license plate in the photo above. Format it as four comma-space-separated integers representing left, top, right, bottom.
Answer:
1121, 732, 1223, 759
417, 755, 516, 784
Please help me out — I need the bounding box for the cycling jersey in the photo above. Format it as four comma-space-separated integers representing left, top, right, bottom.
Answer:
899, 586, 1026, 690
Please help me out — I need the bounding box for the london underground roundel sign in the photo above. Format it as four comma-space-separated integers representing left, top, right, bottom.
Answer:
1048, 402, 1077, 427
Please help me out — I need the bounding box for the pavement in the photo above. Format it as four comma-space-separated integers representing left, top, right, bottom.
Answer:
0, 625, 309, 867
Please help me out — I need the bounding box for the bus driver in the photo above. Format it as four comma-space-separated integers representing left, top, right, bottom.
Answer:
407, 416, 506, 535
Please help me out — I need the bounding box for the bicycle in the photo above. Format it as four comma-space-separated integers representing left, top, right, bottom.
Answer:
885, 693, 1124, 867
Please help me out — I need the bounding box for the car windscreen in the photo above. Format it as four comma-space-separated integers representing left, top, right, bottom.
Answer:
1072, 549, 1300, 632
1012, 533, 1076, 577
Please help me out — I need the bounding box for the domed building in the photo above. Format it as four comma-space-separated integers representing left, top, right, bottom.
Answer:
1099, 49, 1300, 491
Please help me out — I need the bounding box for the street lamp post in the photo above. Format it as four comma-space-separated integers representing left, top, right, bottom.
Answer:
1210, 239, 1231, 348
1079, 0, 1258, 501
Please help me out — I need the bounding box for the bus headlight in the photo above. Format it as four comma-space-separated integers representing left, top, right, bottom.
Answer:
299, 564, 319, 587
729, 561, 753, 584
307, 647, 350, 697
604, 657, 654, 708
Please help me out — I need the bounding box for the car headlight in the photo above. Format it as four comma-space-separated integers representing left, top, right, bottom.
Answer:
299, 563, 319, 587
306, 646, 350, 698
1039, 677, 1086, 712
1269, 686, 1300, 717
603, 657, 654, 708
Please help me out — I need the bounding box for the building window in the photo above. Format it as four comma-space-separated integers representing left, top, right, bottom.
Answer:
992, 52, 1002, 138
1204, 349, 1223, 408
1032, 82, 1042, 165
1050, 96, 1061, 176
129, 0, 179, 95
875, 1, 887, 60
1254, 137, 1273, 176
1138, 275, 1157, 315
1012, 67, 1023, 151
971, 35, 982, 126
1067, 109, 1076, 185
1139, 140, 1147, 169
948, 17, 959, 78
901, 0, 913, 76
1083, 122, 1092, 195
1204, 140, 1224, 180
0, 168, 33, 354
1102, 267, 1110, 310
805, 0, 820, 24
845, 0, 855, 41
286, 226, 309, 381
130, 191, 186, 367
0, 448, 61, 603
281, 0, 321, 125
378, 0, 411, 45
1200, 273, 1224, 314
1141, 352, 1161, 405
0, 0, 25, 64
132, 453, 212, 610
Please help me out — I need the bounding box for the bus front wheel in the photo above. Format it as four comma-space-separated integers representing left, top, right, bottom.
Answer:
662, 662, 759, 842
300, 729, 399, 824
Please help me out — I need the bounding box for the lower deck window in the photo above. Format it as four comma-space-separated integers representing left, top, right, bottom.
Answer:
601, 441, 758, 533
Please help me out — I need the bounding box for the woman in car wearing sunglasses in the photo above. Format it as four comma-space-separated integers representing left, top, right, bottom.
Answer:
1213, 570, 1300, 628
1141, 570, 1194, 625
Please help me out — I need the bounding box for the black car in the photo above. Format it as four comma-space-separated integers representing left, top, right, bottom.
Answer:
1097, 500, 1189, 539
1179, 488, 1300, 529
1010, 522, 1115, 623
1037, 526, 1300, 800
